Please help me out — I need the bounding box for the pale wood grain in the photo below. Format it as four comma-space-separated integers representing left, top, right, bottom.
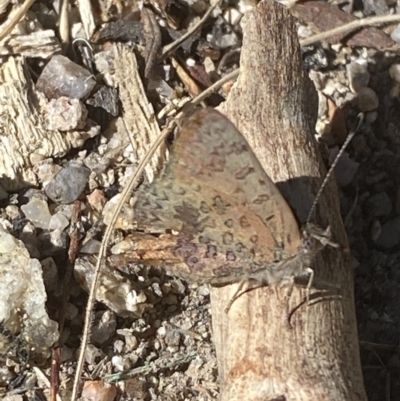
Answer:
214, 1, 366, 400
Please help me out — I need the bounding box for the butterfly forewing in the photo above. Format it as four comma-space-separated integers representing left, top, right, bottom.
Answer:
134, 108, 301, 283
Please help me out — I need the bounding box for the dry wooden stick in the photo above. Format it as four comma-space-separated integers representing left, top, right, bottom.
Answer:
213, 1, 366, 399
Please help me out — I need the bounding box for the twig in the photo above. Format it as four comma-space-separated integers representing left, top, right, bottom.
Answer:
171, 57, 202, 97
0, 0, 37, 42
360, 341, 400, 352
50, 348, 60, 401
70, 118, 179, 401
51, 202, 81, 401
162, 0, 223, 59
33, 365, 63, 401
184, 69, 240, 108
300, 13, 400, 47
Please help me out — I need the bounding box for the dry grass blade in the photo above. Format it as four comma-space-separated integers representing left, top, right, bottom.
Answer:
171, 57, 202, 97
162, 0, 224, 59
59, 0, 69, 45
70, 113, 179, 401
300, 13, 400, 47
77, 0, 95, 39
0, 0, 37, 41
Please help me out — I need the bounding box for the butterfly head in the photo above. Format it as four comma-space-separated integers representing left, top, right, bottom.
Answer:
297, 224, 338, 265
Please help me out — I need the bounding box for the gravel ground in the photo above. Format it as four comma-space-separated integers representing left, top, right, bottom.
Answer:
1, 0, 400, 400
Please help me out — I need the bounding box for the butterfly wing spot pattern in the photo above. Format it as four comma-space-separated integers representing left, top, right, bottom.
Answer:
132, 108, 338, 311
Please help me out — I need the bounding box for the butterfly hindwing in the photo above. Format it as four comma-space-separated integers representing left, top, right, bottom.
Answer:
134, 108, 301, 283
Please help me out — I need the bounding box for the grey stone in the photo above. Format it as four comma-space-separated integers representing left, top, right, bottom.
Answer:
45, 162, 90, 204
36, 55, 96, 100
21, 198, 52, 229
374, 216, 400, 248
357, 87, 379, 111
364, 192, 392, 217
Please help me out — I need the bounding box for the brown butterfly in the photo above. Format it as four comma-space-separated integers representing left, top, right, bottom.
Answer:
114, 108, 337, 297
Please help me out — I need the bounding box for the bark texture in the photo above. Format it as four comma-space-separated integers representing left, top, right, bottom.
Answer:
213, 2, 367, 400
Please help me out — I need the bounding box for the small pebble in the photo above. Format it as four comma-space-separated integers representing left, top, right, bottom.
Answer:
208, 31, 239, 49
21, 198, 52, 229
5, 205, 22, 220
80, 239, 101, 254
91, 310, 117, 345
331, 149, 359, 187
111, 355, 131, 372
364, 192, 392, 217
374, 216, 400, 248
36, 55, 96, 100
45, 162, 90, 204
357, 87, 379, 111
84, 344, 104, 365
83, 152, 110, 173
389, 63, 400, 83
390, 24, 400, 43
39, 229, 69, 257
346, 60, 370, 93
46, 97, 88, 131
165, 328, 181, 347
126, 290, 147, 310
370, 219, 382, 242
114, 339, 124, 353
49, 212, 70, 231
41, 257, 59, 292
86, 86, 119, 116
36, 163, 62, 186
86, 189, 107, 213
65, 303, 79, 320
60, 346, 74, 362
117, 330, 138, 351
81, 381, 117, 401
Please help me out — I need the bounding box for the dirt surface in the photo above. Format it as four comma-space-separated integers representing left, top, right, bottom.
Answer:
1, 0, 400, 400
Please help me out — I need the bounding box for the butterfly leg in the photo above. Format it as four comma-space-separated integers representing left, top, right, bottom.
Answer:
287, 267, 314, 327
305, 267, 314, 305
224, 279, 248, 313
285, 277, 295, 328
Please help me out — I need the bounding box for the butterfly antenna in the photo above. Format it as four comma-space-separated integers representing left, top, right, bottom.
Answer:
306, 113, 364, 225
